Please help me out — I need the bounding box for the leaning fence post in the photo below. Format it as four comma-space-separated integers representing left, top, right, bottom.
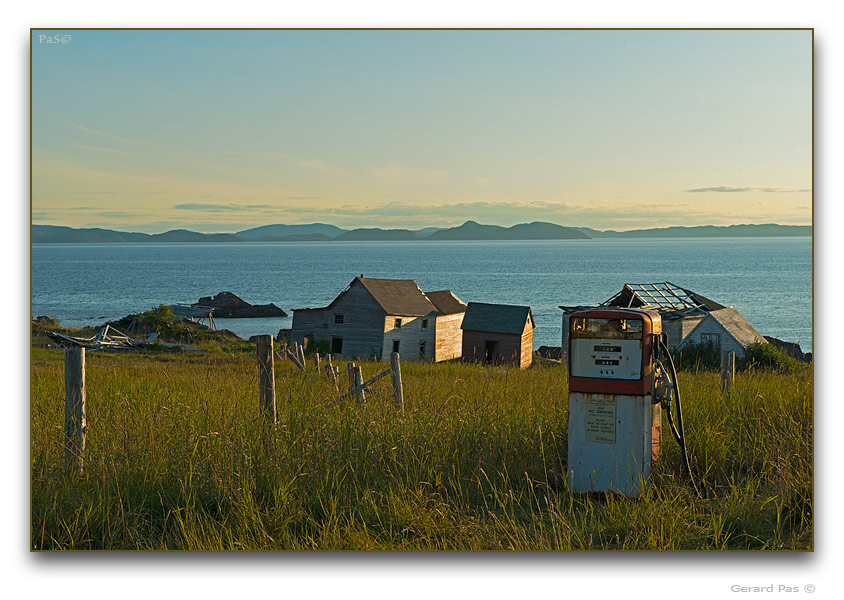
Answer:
256, 335, 277, 423
298, 343, 306, 370
353, 365, 366, 406
64, 347, 87, 475
390, 351, 404, 410
325, 362, 338, 392
721, 350, 735, 393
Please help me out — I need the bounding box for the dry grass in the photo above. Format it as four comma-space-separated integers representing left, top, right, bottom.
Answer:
31, 348, 813, 551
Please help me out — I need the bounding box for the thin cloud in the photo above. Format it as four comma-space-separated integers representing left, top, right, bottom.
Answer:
66, 192, 118, 196
71, 144, 129, 154
174, 203, 276, 213
95, 211, 137, 219
685, 186, 811, 193
66, 122, 136, 145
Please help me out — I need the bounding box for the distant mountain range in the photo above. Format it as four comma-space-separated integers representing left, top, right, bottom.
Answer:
31, 221, 812, 244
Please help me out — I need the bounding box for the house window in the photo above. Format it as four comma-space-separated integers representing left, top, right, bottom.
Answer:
419, 340, 426, 357
331, 337, 343, 354
395, 317, 402, 328
334, 314, 344, 324
421, 319, 428, 330
701, 333, 721, 349
393, 340, 400, 353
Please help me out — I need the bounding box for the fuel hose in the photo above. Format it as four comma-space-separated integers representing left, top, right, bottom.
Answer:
658, 339, 700, 495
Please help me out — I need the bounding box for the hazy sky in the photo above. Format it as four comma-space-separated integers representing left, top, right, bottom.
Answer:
31, 29, 812, 233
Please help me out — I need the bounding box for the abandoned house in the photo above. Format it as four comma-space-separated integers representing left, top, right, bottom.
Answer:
289, 276, 466, 362
676, 307, 766, 358
461, 302, 535, 369
560, 282, 728, 352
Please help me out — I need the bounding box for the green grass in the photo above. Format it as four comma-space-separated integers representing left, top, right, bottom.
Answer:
31, 348, 813, 551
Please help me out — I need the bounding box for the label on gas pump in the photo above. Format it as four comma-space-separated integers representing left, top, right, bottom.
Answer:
585, 396, 617, 444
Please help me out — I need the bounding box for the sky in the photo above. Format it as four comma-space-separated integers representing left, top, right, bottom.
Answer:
31, 29, 813, 233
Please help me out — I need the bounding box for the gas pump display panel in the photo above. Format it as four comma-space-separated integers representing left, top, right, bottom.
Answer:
569, 317, 643, 380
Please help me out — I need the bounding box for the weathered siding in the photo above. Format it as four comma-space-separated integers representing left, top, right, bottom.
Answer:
289, 309, 329, 346
518, 324, 533, 368
682, 318, 747, 358
462, 323, 532, 369
381, 314, 438, 362
290, 282, 387, 359
434, 312, 464, 362
680, 315, 705, 346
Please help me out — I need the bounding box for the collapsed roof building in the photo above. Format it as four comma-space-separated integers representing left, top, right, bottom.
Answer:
560, 282, 728, 352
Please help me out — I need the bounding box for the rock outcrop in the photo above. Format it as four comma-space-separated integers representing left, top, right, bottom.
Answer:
192, 291, 288, 318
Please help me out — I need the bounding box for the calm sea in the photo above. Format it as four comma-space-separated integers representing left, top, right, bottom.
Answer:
31, 237, 813, 352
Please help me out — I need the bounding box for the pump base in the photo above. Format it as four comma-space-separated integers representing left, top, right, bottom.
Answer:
567, 392, 659, 498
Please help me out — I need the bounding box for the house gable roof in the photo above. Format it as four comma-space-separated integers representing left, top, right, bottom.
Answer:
461, 302, 534, 335
425, 290, 467, 315
679, 307, 766, 349
356, 277, 438, 316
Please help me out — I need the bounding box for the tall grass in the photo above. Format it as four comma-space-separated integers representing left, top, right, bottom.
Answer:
31, 348, 812, 551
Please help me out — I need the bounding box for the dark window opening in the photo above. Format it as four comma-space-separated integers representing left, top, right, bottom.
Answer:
395, 318, 402, 328
701, 333, 721, 349
334, 314, 344, 324
393, 340, 400, 353
331, 337, 343, 354
419, 340, 426, 357
421, 319, 428, 330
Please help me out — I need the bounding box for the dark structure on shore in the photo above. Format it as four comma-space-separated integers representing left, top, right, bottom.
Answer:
192, 291, 287, 318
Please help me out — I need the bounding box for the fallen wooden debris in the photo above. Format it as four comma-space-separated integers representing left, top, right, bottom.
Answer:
46, 324, 145, 351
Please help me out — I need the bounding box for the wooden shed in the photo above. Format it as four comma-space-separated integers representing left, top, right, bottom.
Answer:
676, 307, 766, 358
461, 302, 535, 368
290, 277, 465, 362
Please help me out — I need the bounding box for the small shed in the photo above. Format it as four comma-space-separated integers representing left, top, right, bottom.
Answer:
461, 302, 535, 368
676, 307, 766, 358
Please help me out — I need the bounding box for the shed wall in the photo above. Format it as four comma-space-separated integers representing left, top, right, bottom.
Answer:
462, 325, 533, 368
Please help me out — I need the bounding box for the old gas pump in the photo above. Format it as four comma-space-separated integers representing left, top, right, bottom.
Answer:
567, 308, 683, 497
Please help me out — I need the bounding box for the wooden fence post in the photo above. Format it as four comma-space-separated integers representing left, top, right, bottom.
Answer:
257, 335, 277, 423
347, 362, 355, 392
721, 350, 735, 393
64, 347, 86, 475
298, 343, 306, 370
390, 351, 404, 410
314, 353, 320, 370
353, 365, 366, 406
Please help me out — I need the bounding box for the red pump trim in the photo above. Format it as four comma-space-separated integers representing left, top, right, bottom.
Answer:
567, 308, 661, 396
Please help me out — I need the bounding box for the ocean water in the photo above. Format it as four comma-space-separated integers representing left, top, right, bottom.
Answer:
31, 237, 813, 352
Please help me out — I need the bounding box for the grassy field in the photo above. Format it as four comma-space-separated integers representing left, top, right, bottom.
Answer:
30, 345, 813, 551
